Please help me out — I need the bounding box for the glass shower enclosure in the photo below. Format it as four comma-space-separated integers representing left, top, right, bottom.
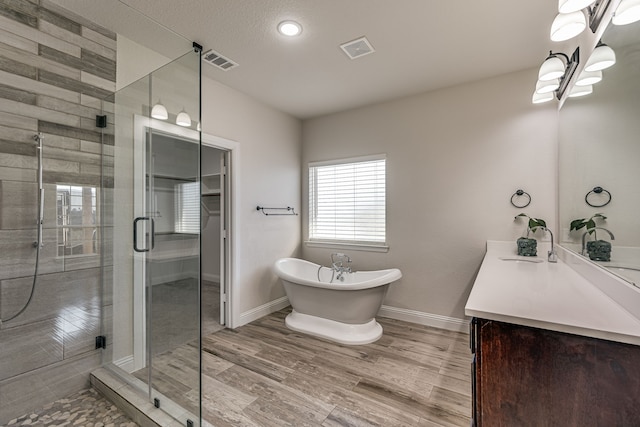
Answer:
100, 46, 203, 424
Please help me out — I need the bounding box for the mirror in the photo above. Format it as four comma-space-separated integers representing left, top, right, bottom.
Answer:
559, 19, 640, 286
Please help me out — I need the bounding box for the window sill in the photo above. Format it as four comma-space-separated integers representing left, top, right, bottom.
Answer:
304, 241, 389, 253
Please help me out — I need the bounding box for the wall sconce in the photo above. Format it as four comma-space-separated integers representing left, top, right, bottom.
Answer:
585, 40, 616, 71
550, 10, 587, 41
569, 84, 594, 97
151, 101, 168, 120
612, 0, 640, 25
532, 91, 555, 104
550, 0, 616, 40
533, 48, 580, 103
176, 109, 192, 127
575, 69, 603, 85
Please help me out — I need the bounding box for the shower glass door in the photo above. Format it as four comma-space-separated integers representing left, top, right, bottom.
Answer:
103, 46, 202, 425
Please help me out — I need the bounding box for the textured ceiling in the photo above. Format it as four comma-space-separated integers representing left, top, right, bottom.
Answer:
56, 0, 565, 119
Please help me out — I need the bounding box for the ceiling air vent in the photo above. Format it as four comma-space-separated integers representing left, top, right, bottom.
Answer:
340, 36, 375, 60
201, 49, 238, 71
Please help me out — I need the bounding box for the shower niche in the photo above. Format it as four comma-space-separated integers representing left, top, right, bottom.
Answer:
56, 185, 98, 257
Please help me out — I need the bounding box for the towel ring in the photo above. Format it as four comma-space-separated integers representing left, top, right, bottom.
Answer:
585, 186, 611, 207
510, 189, 531, 208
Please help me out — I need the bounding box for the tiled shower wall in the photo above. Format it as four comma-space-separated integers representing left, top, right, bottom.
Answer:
0, 0, 115, 422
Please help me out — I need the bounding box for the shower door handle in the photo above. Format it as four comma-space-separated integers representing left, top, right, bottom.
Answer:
133, 217, 155, 252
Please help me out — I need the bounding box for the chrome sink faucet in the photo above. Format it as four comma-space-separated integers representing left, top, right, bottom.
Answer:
331, 252, 352, 281
531, 226, 557, 263
581, 227, 615, 256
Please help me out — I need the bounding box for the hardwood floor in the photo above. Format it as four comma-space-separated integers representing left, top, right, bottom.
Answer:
145, 308, 472, 427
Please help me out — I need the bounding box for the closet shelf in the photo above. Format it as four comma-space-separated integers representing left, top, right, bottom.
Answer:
202, 173, 221, 195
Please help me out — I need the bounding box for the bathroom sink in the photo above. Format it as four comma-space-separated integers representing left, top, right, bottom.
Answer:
499, 256, 544, 263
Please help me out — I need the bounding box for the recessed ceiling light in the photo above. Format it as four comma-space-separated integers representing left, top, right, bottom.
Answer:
278, 20, 302, 37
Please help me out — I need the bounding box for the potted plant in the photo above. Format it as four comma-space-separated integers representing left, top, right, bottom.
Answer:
514, 214, 547, 256
570, 213, 611, 261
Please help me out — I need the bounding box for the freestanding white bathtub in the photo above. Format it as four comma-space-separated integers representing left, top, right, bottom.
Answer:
274, 258, 402, 345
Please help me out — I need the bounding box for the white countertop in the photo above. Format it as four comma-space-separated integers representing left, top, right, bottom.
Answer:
465, 241, 640, 346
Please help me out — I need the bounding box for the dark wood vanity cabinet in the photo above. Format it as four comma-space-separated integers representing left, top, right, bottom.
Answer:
470, 318, 640, 427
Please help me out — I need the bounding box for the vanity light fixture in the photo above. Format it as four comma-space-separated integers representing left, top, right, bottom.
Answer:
151, 101, 168, 120
533, 48, 580, 103
176, 109, 191, 127
612, 0, 640, 25
575, 69, 603, 85
569, 84, 594, 97
550, 10, 587, 41
584, 41, 616, 71
278, 20, 302, 37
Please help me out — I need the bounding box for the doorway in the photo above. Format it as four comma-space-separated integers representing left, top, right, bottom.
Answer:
201, 144, 229, 334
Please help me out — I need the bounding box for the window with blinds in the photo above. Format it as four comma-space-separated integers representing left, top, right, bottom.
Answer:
309, 155, 386, 245
174, 181, 200, 234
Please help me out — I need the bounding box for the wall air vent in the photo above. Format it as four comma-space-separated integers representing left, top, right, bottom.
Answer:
340, 36, 375, 60
201, 49, 238, 71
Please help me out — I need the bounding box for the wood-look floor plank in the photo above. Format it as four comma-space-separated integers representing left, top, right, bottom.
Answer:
202, 338, 294, 382
282, 372, 422, 426
142, 307, 471, 426
217, 365, 335, 425
353, 378, 468, 427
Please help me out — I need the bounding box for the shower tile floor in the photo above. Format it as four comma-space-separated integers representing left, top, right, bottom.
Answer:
4, 387, 136, 426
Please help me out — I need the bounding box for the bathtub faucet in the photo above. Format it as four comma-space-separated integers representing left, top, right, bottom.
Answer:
331, 253, 352, 281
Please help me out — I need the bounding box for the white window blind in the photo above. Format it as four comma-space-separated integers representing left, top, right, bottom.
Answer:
174, 181, 199, 234
309, 156, 386, 244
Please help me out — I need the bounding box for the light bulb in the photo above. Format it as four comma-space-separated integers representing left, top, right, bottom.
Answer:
278, 21, 302, 36
151, 101, 168, 120
585, 43, 616, 71
536, 79, 560, 94
550, 10, 586, 41
569, 84, 593, 97
539, 55, 566, 81
612, 0, 640, 25
575, 69, 602, 86
532, 91, 555, 104
176, 109, 191, 127
558, 0, 594, 13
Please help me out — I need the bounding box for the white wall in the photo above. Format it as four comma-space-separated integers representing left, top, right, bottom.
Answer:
302, 68, 558, 321
201, 78, 302, 320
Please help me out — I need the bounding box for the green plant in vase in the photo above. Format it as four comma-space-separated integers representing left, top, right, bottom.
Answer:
514, 214, 547, 256
570, 213, 612, 261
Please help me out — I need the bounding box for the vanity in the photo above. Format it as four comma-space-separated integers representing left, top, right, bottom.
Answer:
466, 242, 640, 426
465, 3, 640, 424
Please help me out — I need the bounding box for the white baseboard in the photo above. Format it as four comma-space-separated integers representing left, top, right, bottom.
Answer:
237, 296, 290, 327
202, 273, 220, 283
378, 305, 469, 333
113, 355, 135, 373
